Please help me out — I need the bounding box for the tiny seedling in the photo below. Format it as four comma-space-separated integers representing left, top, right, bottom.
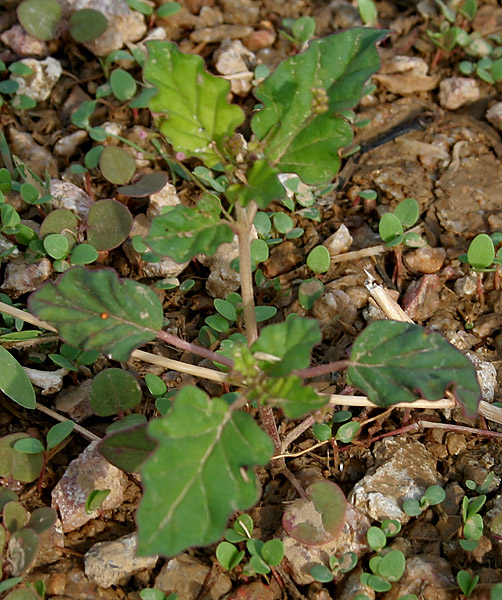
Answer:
85, 489, 111, 515
379, 197, 424, 248
310, 551, 358, 583
460, 493, 486, 550
466, 471, 495, 494
462, 233, 502, 272
402, 485, 446, 517
140, 589, 178, 600
457, 570, 479, 598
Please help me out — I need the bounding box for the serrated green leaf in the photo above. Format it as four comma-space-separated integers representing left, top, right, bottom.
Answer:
251, 317, 321, 377
251, 28, 387, 184
28, 267, 163, 362
146, 197, 234, 263
347, 321, 480, 417
137, 386, 273, 556
144, 41, 244, 167
225, 159, 285, 208
0, 347, 35, 409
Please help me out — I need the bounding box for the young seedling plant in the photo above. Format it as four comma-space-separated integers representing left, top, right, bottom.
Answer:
8, 28, 481, 561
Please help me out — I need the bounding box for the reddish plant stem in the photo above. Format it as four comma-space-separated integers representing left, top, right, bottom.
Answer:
368, 419, 502, 445
156, 329, 233, 367
294, 359, 350, 379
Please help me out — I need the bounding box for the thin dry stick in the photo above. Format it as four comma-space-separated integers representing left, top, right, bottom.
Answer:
35, 402, 100, 442
329, 244, 386, 264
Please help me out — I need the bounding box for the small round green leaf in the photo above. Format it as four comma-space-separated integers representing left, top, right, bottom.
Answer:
156, 1, 181, 17
27, 506, 57, 535
250, 239, 269, 263
205, 314, 230, 333
307, 245, 330, 273
17, 0, 62, 41
13, 437, 44, 454
70, 9, 108, 43
70, 243, 99, 265
272, 212, 293, 233
366, 526, 386, 551
336, 421, 361, 443
379, 212, 403, 243
90, 368, 142, 416
87, 199, 133, 251
312, 423, 331, 442
254, 305, 277, 323
46, 421, 74, 450
3, 501, 28, 533
214, 299, 237, 322
310, 564, 334, 583
403, 499, 422, 516
366, 575, 392, 592
0, 433, 44, 483
110, 69, 137, 101
261, 539, 284, 566
377, 549, 405, 581
292, 16, 316, 43
99, 146, 136, 185
145, 373, 167, 397
467, 233, 495, 270
43, 233, 69, 260
216, 541, 244, 570
393, 197, 419, 228
423, 485, 446, 506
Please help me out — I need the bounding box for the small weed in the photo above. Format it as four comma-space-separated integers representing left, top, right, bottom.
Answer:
378, 197, 424, 248
457, 570, 480, 598
402, 485, 446, 517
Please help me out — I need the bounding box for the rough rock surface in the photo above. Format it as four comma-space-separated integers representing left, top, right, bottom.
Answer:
11, 57, 62, 102
439, 77, 480, 110
50, 180, 93, 220
84, 533, 158, 588
52, 441, 128, 532
154, 553, 231, 600
0, 258, 52, 298
349, 438, 440, 523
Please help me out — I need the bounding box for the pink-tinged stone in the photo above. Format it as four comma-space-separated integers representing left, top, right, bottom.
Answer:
52, 441, 128, 533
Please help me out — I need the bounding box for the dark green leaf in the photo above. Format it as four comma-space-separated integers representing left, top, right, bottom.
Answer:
70, 9, 108, 43
0, 434, 43, 483
144, 41, 244, 167
98, 422, 156, 472
347, 320, 480, 417
87, 199, 133, 251
29, 267, 163, 362
252, 28, 387, 184
13, 438, 44, 454
0, 347, 35, 409
156, 1, 181, 17
27, 507, 57, 534
110, 69, 137, 101
137, 386, 273, 556
99, 146, 136, 185
90, 368, 142, 416
7, 528, 39, 576
46, 421, 74, 450
117, 172, 169, 197
260, 375, 326, 418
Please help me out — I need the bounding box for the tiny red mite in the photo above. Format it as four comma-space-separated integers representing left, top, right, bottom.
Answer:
100, 313, 109, 319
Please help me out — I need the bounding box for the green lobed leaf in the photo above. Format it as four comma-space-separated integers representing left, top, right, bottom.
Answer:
260, 375, 326, 418
144, 40, 245, 167
251, 317, 321, 377
0, 347, 36, 409
28, 267, 163, 362
347, 320, 480, 417
251, 28, 388, 184
146, 196, 234, 263
136, 386, 273, 556
225, 159, 285, 209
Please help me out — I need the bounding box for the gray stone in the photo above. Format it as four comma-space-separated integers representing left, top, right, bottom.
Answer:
50, 180, 93, 220
84, 533, 158, 588
0, 25, 49, 57
323, 224, 352, 256
215, 40, 256, 96
349, 438, 440, 524
155, 553, 231, 600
